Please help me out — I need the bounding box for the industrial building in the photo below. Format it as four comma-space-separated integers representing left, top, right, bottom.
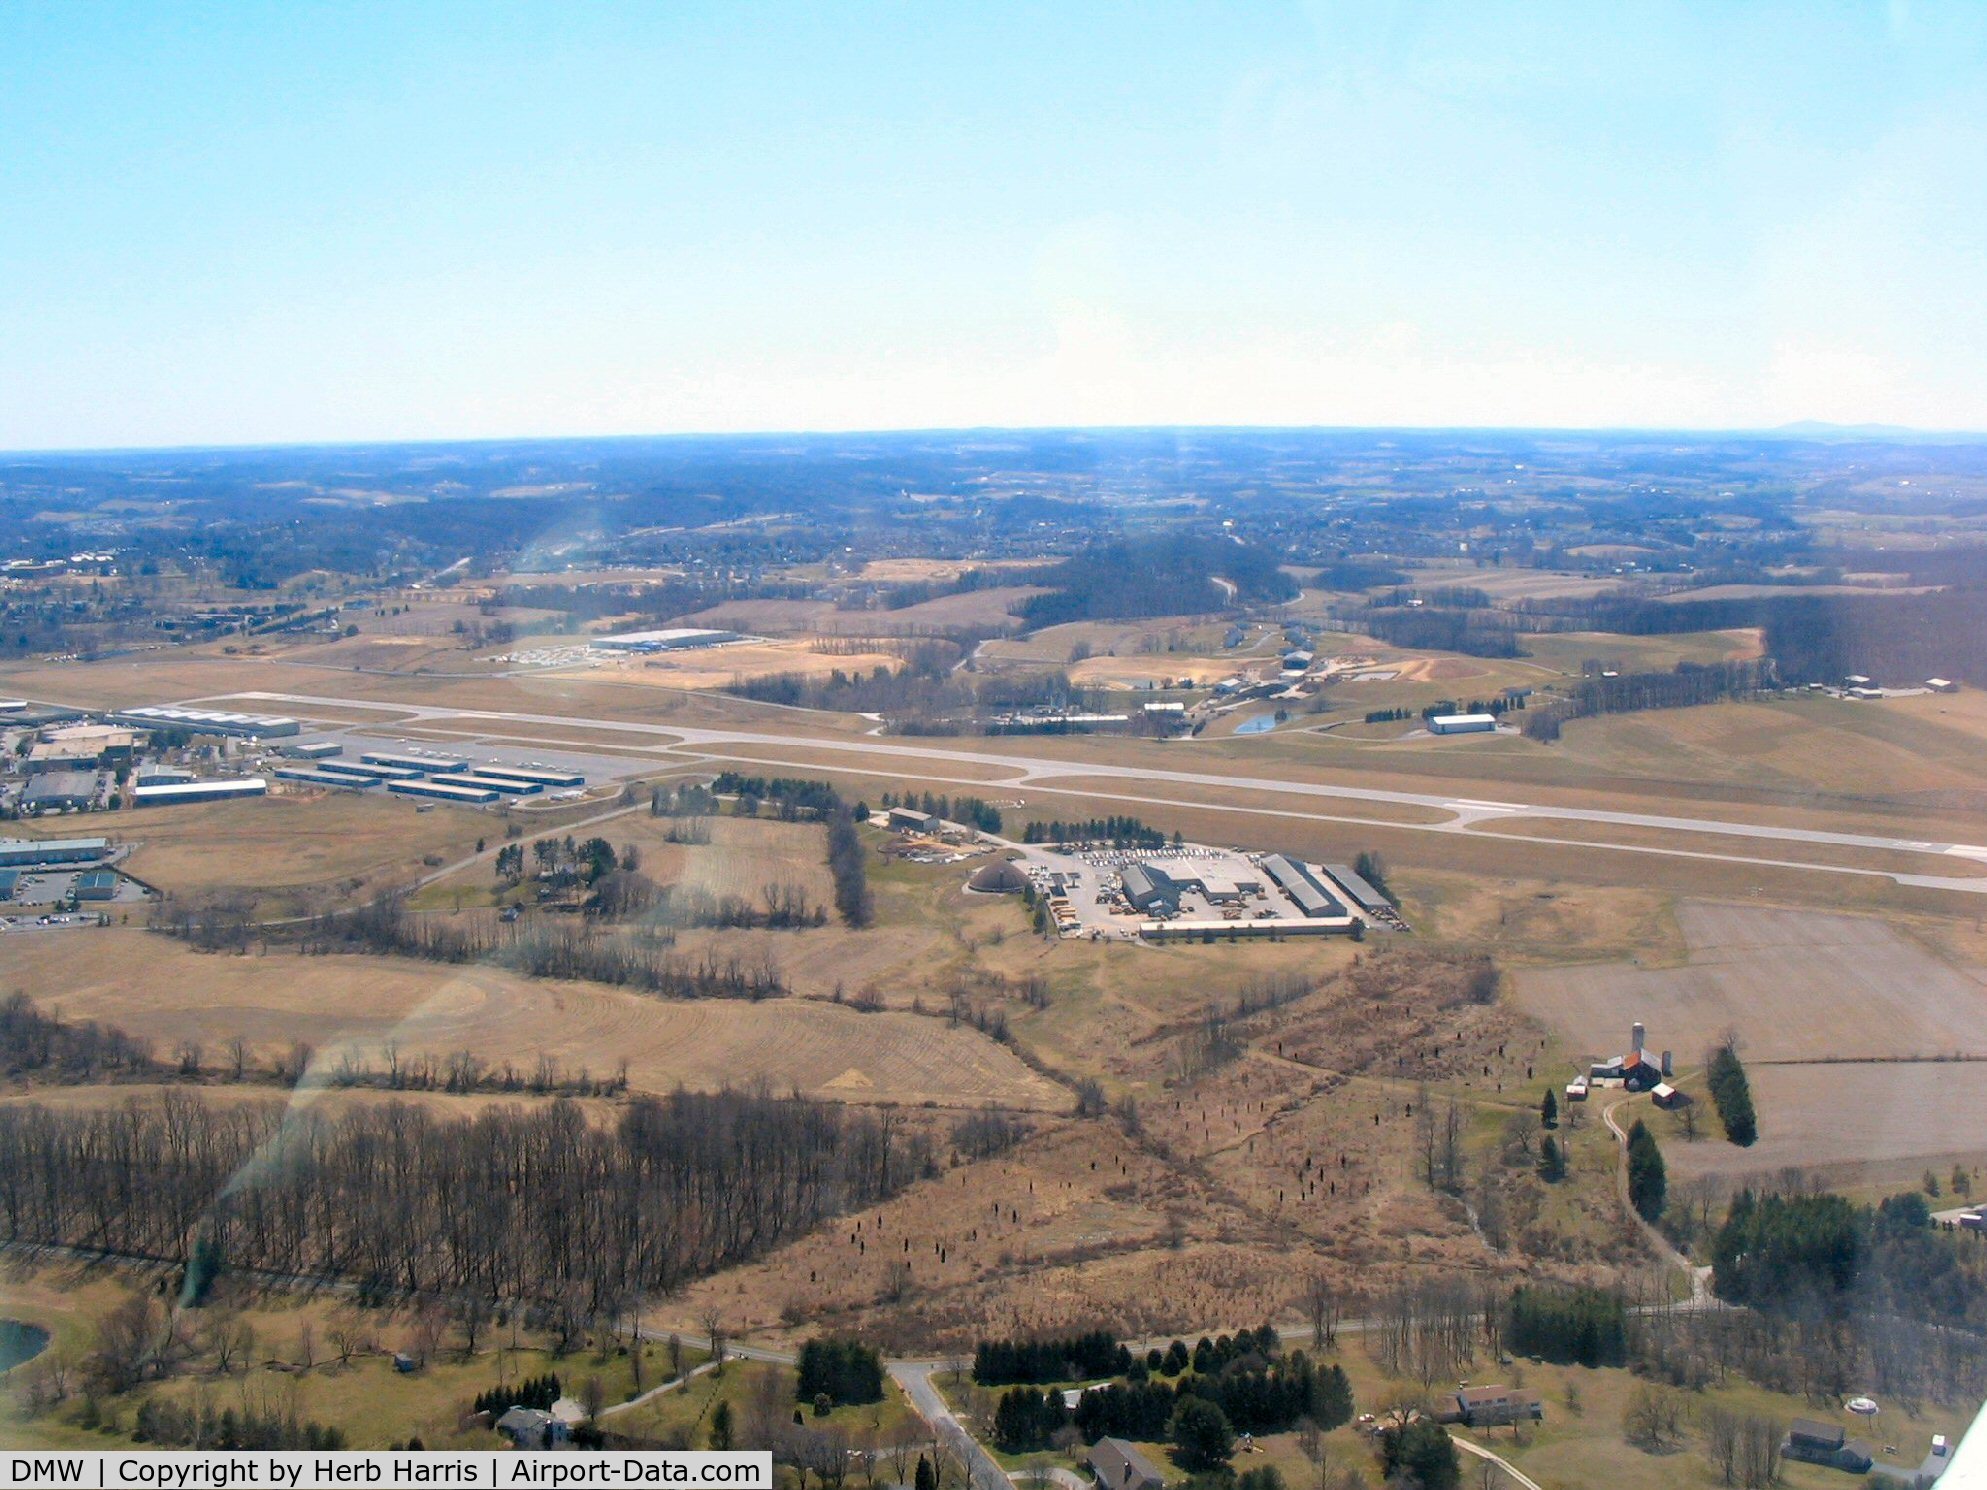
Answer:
388, 779, 500, 805
590, 627, 742, 653
1261, 854, 1347, 918
1322, 863, 1392, 913
22, 772, 99, 812
468, 764, 585, 788
1428, 712, 1498, 735
1120, 862, 1180, 915
131, 778, 268, 807
317, 761, 422, 783
108, 706, 301, 739
0, 869, 18, 900
74, 869, 119, 901
1140, 916, 1355, 941
0, 837, 109, 868
431, 772, 539, 796
274, 767, 376, 790
278, 741, 344, 760
26, 725, 139, 772
361, 750, 467, 773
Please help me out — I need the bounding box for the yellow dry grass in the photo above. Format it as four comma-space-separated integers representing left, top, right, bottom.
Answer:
0, 932, 1066, 1110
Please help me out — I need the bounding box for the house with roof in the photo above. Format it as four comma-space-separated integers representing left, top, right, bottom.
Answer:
1089, 1436, 1166, 1490
1589, 1022, 1669, 1092
495, 1406, 568, 1450
1782, 1418, 1872, 1473
1453, 1386, 1544, 1428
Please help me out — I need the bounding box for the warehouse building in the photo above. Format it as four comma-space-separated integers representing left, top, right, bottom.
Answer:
22, 772, 99, 812
388, 779, 500, 805
132, 778, 268, 807
431, 772, 540, 796
0, 837, 109, 868
109, 706, 301, 739
1322, 863, 1392, 915
1120, 862, 1180, 915
468, 764, 585, 788
361, 750, 467, 773
1261, 854, 1347, 918
1141, 917, 1355, 941
26, 725, 139, 773
136, 768, 197, 787
590, 627, 742, 653
0, 868, 18, 900
1428, 712, 1498, 735
278, 741, 344, 760
274, 767, 376, 790
75, 869, 119, 901
316, 761, 422, 783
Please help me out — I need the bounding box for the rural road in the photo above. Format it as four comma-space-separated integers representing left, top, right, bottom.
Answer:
194, 689, 1987, 894
1452, 1435, 1544, 1490
1600, 1094, 1715, 1308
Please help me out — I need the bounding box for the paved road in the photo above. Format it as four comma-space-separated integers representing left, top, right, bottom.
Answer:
193, 689, 1987, 893
892, 1361, 1017, 1490
1452, 1434, 1545, 1490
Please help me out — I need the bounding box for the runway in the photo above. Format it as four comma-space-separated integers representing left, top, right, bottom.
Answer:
208, 688, 1987, 895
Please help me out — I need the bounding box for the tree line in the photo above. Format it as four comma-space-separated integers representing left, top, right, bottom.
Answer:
1706, 1041, 1758, 1146
973, 1330, 1126, 1385
1019, 815, 1172, 849
0, 1088, 930, 1314
1520, 659, 1776, 742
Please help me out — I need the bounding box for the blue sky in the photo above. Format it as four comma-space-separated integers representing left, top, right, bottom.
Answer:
3, 1, 1984, 448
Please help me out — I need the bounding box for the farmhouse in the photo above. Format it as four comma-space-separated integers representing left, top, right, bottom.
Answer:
1088, 1437, 1165, 1490
1454, 1386, 1544, 1428
1429, 712, 1497, 735
1781, 1419, 1872, 1474
1589, 1022, 1668, 1092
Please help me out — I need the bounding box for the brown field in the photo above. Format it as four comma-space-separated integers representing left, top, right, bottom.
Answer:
1663, 1061, 1987, 1186
1399, 560, 1633, 602
30, 792, 495, 915
0, 933, 1065, 1111
1515, 902, 1987, 1065
1517, 902, 1987, 1180
1517, 628, 1764, 674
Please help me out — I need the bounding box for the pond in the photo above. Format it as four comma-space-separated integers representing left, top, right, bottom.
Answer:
0, 1319, 50, 1374
1234, 714, 1278, 735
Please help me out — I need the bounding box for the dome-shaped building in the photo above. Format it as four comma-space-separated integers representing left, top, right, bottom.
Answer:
967, 859, 1028, 894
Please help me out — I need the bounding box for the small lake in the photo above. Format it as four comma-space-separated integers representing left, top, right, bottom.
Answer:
1234, 715, 1278, 735
0, 1319, 50, 1374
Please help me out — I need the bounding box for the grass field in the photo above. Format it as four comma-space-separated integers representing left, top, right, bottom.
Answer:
0, 932, 1065, 1110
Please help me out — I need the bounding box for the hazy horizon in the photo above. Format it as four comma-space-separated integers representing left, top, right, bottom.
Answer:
6, 1, 1985, 449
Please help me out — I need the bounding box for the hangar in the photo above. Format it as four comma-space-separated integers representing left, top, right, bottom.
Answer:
590, 627, 741, 653
131, 778, 268, 807
1429, 713, 1498, 735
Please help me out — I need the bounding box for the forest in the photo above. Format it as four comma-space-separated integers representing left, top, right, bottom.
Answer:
0, 1089, 931, 1312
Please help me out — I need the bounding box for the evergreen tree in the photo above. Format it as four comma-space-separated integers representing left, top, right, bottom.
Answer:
1380, 1420, 1458, 1490
708, 1401, 734, 1451
914, 1458, 935, 1490
1706, 1043, 1758, 1147
1626, 1119, 1667, 1223
1540, 1089, 1558, 1129
1539, 1135, 1566, 1183
1171, 1398, 1235, 1472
